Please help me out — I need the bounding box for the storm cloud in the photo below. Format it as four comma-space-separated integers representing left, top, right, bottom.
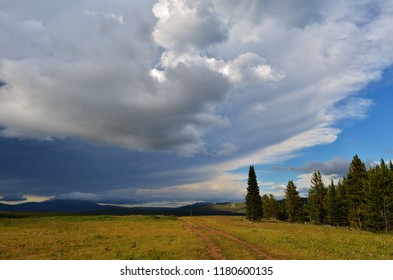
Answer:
1, 0, 393, 203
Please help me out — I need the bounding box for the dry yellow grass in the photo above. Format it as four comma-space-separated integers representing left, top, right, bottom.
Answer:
0, 215, 206, 260
186, 216, 393, 259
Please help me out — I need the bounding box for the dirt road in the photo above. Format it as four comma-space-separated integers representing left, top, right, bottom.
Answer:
182, 218, 278, 260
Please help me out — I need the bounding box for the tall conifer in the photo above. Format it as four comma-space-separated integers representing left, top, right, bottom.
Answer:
336, 179, 349, 226
365, 159, 392, 232
285, 180, 302, 222
308, 170, 327, 224
245, 165, 263, 221
327, 180, 339, 226
345, 155, 367, 229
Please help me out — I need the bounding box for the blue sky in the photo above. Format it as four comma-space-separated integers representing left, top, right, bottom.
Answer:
257, 66, 393, 197
1, 0, 393, 205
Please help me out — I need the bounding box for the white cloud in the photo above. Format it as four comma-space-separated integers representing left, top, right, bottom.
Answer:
210, 125, 341, 173
157, 51, 285, 86
222, 52, 285, 84
294, 173, 339, 197
152, 0, 228, 50
328, 97, 374, 121
149, 68, 166, 82
0, 194, 52, 205
259, 181, 286, 198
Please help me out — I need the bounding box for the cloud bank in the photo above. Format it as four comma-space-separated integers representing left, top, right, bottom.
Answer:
1, 0, 393, 202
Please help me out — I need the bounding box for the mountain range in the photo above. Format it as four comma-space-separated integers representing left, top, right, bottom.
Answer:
0, 200, 245, 216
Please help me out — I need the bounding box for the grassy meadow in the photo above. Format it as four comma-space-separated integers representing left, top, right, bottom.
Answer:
1, 214, 392, 260
184, 216, 393, 259
0, 215, 207, 260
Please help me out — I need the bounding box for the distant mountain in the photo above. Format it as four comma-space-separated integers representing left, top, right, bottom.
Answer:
0, 200, 246, 216
0, 200, 107, 213
178, 202, 245, 216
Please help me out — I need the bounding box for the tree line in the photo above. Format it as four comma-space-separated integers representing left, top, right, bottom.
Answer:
245, 155, 393, 232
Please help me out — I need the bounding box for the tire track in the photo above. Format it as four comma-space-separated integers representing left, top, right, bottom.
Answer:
183, 219, 278, 260
183, 222, 226, 260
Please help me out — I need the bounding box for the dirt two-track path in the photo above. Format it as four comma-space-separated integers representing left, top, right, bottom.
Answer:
182, 218, 278, 260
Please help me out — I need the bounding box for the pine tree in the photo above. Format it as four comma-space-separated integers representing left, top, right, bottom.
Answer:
336, 179, 349, 226
345, 155, 367, 229
245, 165, 263, 221
285, 180, 302, 222
276, 200, 288, 221
327, 179, 339, 226
389, 161, 393, 231
307, 170, 327, 224
262, 194, 278, 220
365, 159, 393, 232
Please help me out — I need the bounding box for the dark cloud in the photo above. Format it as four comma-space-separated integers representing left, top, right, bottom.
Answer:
1, 192, 27, 202
0, 137, 222, 198
285, 157, 377, 178
52, 192, 138, 204
289, 157, 351, 177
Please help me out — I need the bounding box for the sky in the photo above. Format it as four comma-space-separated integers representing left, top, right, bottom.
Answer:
1, 0, 393, 206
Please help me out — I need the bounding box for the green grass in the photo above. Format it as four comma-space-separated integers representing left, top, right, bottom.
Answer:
1, 215, 392, 260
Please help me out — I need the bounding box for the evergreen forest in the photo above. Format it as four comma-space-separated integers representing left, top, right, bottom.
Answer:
245, 155, 393, 232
